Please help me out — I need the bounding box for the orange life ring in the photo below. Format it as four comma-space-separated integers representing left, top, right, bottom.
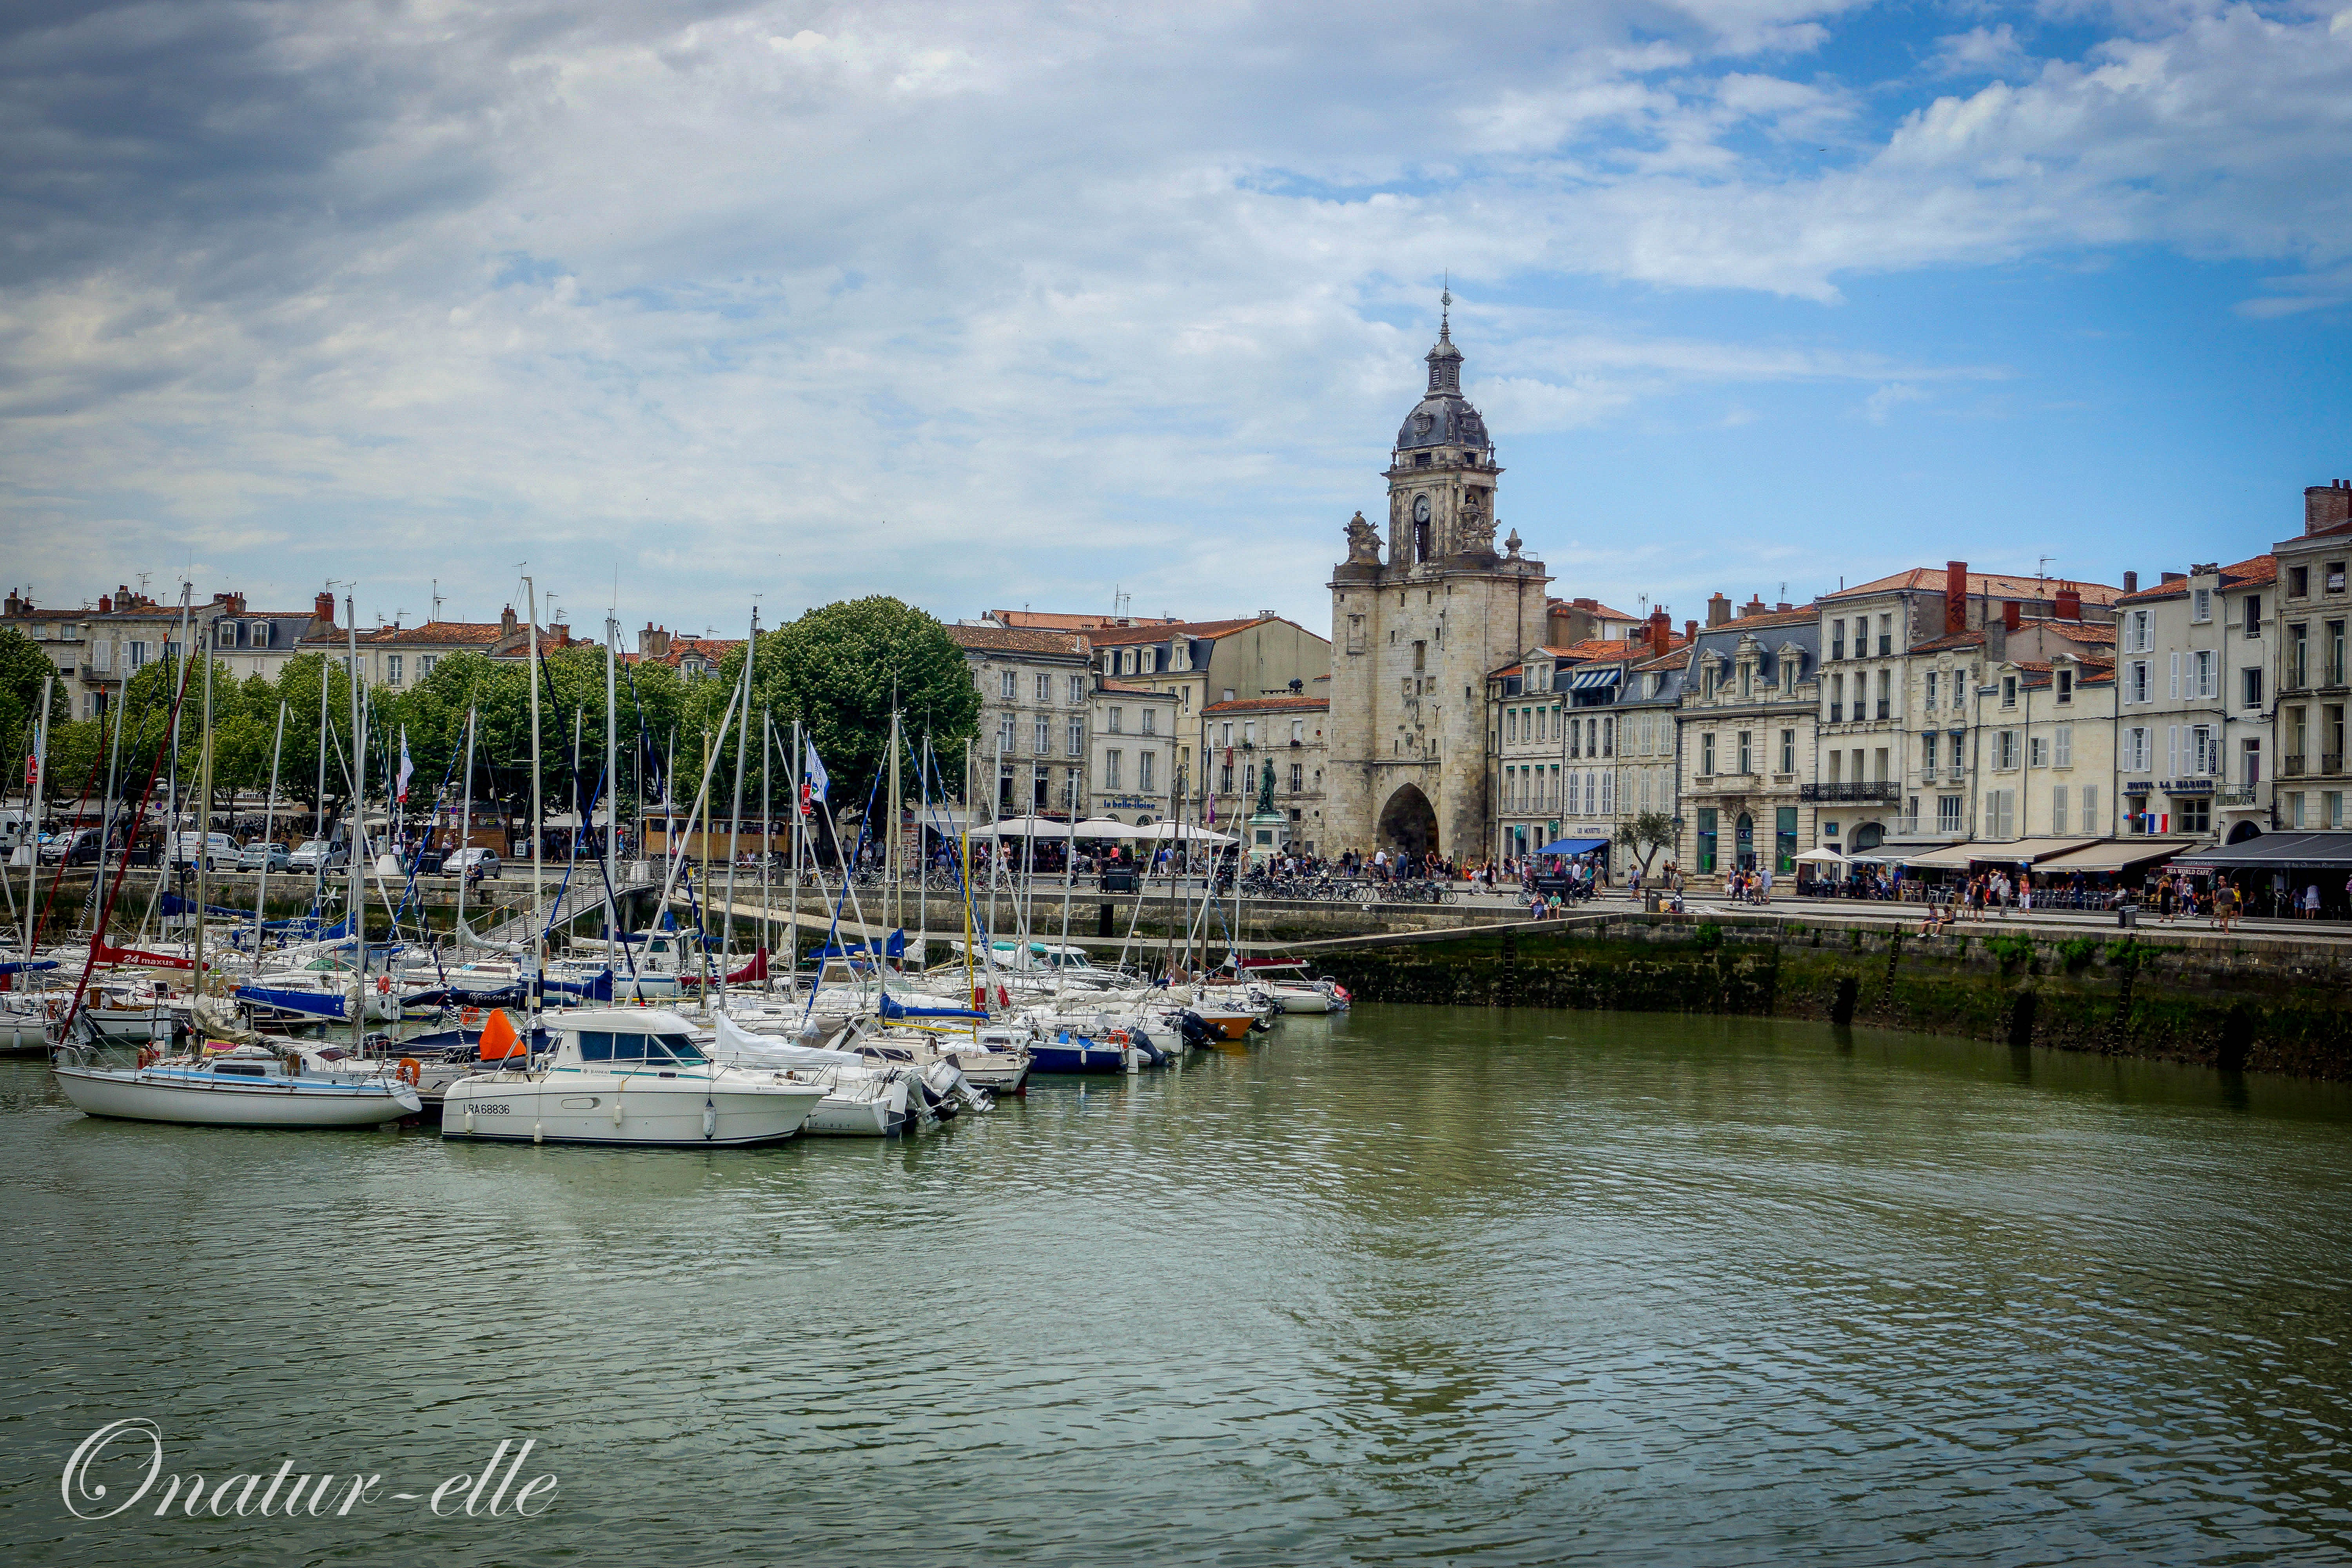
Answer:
1108, 1029, 1129, 1044
396, 1057, 421, 1085
376, 974, 392, 995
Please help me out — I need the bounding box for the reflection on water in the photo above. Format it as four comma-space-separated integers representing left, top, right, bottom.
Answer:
4, 1008, 2349, 1566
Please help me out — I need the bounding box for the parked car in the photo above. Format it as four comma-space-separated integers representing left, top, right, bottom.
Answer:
446, 848, 501, 879
168, 831, 241, 870
40, 828, 119, 866
238, 841, 292, 873
287, 838, 349, 872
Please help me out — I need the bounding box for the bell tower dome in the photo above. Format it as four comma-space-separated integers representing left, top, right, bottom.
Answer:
1386, 289, 1500, 566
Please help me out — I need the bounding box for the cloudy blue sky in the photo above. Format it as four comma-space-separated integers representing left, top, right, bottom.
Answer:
4, 1, 2349, 639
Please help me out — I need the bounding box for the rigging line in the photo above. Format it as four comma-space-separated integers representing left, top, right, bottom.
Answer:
799, 762, 886, 1026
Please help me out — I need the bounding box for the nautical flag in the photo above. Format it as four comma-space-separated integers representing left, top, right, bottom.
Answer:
801, 741, 829, 816
396, 728, 414, 804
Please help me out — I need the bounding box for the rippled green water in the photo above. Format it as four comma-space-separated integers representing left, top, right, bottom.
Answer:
5, 1007, 2351, 1566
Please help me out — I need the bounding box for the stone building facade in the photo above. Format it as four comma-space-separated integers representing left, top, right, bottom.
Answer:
1672, 608, 1820, 878
947, 624, 1095, 815
1325, 303, 1550, 859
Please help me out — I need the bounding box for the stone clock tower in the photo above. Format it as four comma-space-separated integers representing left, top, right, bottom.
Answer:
1326, 295, 1549, 858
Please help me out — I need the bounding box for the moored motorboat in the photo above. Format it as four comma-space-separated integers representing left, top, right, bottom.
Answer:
441, 1007, 827, 1148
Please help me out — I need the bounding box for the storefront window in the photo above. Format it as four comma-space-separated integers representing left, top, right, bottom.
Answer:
1775, 808, 1797, 874
1697, 808, 1717, 874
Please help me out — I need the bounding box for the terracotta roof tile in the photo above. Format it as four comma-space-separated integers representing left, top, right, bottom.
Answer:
1909, 631, 1988, 653
1824, 569, 2120, 604
988, 610, 1179, 631
1202, 695, 1328, 714
949, 625, 1087, 656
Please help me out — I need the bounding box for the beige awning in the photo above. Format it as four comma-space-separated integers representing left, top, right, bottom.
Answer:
2033, 839, 2189, 873
1881, 840, 1978, 869
1970, 837, 2101, 866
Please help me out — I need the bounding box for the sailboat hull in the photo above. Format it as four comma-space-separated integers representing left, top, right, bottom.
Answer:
51, 1063, 419, 1128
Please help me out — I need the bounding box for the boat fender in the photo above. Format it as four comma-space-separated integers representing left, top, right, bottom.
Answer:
703, 1099, 717, 1140
463, 1107, 475, 1134
612, 1094, 624, 1126
532, 1121, 543, 1144
395, 1056, 421, 1085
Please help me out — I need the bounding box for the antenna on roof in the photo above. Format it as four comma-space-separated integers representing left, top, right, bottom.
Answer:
2038, 555, 2055, 581
431, 579, 443, 623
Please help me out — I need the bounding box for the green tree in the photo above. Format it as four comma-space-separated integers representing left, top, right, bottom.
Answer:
1615, 809, 1677, 877
713, 597, 980, 824
0, 628, 70, 768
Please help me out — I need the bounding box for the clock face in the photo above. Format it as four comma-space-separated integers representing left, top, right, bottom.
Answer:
1412, 495, 1431, 524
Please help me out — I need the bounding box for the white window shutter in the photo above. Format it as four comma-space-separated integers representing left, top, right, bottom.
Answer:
2168, 726, 2179, 776
2170, 653, 2181, 699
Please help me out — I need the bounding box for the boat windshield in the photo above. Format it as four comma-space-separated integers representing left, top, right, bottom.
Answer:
577, 1030, 705, 1063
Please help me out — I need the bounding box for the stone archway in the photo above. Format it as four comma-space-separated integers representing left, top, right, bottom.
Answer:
1850, 821, 1885, 852
1377, 784, 1440, 856
2227, 820, 2263, 844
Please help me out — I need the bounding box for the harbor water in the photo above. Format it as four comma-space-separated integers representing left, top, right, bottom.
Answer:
5, 1006, 2351, 1565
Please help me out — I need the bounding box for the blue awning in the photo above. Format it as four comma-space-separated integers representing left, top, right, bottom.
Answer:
1537, 837, 1608, 855
1568, 668, 1621, 690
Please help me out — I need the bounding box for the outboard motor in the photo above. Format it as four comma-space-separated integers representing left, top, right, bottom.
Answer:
1176, 1011, 1216, 1049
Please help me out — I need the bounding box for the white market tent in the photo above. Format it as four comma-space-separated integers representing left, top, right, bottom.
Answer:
1791, 847, 1847, 866
1138, 821, 1238, 846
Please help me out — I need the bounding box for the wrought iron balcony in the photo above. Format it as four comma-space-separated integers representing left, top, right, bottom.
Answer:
2284, 755, 2307, 776
1799, 781, 1902, 802
2221, 786, 2259, 807
2328, 753, 2345, 775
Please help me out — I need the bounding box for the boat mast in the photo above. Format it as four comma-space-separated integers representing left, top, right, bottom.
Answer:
759, 708, 772, 995
913, 738, 922, 982
524, 576, 543, 1013
23, 674, 50, 962
788, 717, 802, 993
719, 612, 754, 1011
314, 648, 330, 916
254, 700, 286, 953
91, 673, 125, 946
887, 706, 902, 949
345, 598, 366, 1051
192, 641, 213, 1005
456, 706, 477, 944
604, 610, 619, 961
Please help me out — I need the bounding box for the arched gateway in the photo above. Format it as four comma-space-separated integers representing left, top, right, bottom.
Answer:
1377, 784, 1440, 856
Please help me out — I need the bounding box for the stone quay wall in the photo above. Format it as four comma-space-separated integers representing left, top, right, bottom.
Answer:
1305, 914, 2352, 1082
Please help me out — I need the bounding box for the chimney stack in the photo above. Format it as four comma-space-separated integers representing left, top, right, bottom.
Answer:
1648, 608, 1671, 657
1945, 561, 1967, 635
2123, 570, 2138, 594
1740, 594, 1767, 619
1707, 593, 1731, 628
2055, 587, 2081, 621
500, 604, 518, 637
2306, 479, 2352, 536
3, 590, 20, 617
97, 594, 112, 614
314, 590, 336, 627
1684, 619, 1699, 642
2161, 571, 2187, 585
2004, 600, 2022, 633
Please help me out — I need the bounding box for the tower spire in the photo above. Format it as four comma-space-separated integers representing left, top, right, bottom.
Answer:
1440, 274, 1452, 341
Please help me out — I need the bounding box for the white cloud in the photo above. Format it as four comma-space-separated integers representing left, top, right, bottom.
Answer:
1862, 382, 1929, 423
0, 0, 2347, 630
